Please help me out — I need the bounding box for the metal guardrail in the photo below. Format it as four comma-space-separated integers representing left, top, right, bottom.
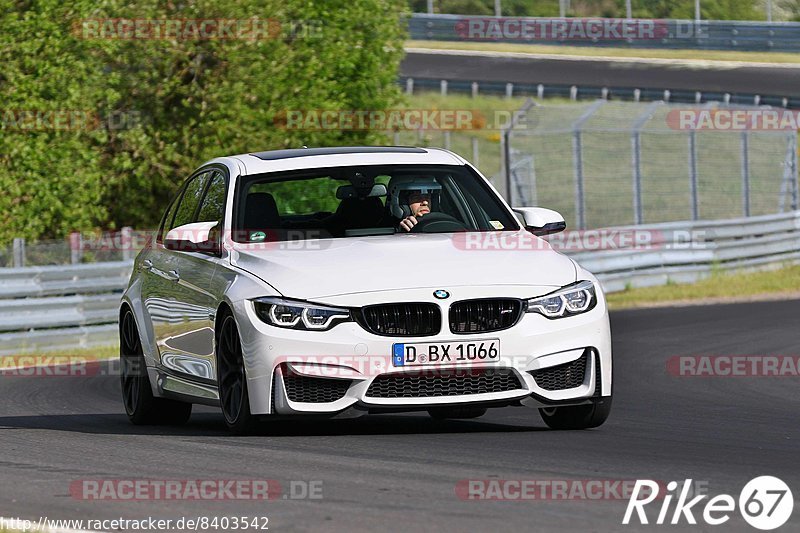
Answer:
409, 14, 800, 52
1, 211, 799, 353
566, 211, 800, 292
399, 76, 800, 110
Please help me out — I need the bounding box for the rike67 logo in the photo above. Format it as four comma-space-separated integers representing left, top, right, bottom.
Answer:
623, 477, 793, 530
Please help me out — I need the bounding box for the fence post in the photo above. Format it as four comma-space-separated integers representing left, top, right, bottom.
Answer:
471, 136, 479, 168
571, 100, 605, 230
443, 130, 451, 150
70, 232, 83, 264
121, 226, 133, 262
12, 238, 25, 268
779, 134, 795, 213
440, 79, 447, 96
793, 132, 799, 211
631, 102, 661, 225
405, 78, 414, 95
471, 82, 479, 98
689, 131, 699, 220
502, 98, 537, 206
572, 131, 584, 229
741, 132, 751, 217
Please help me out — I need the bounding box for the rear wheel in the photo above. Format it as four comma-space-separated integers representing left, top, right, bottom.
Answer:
539, 397, 612, 430
120, 309, 192, 425
427, 406, 487, 419
217, 314, 258, 435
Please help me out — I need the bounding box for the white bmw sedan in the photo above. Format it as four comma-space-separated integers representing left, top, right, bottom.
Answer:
120, 146, 612, 433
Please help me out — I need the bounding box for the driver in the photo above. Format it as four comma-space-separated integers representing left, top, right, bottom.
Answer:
386, 176, 442, 233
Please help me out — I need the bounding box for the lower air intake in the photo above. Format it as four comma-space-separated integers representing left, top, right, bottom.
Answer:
530, 350, 589, 391
365, 369, 523, 398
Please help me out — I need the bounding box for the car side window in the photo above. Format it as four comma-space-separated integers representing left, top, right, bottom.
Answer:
170, 171, 211, 231
197, 171, 226, 224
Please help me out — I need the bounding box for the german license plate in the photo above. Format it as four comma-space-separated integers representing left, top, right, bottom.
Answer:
392, 339, 500, 367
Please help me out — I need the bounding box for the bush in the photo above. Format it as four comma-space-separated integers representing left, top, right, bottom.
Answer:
0, 0, 407, 244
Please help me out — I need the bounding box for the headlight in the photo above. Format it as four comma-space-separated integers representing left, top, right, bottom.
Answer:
526, 281, 596, 319
253, 298, 352, 331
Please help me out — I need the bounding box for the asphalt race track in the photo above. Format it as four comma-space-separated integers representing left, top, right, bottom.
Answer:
0, 300, 798, 532
401, 49, 800, 97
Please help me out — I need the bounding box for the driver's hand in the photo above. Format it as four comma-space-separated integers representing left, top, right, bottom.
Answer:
399, 215, 418, 232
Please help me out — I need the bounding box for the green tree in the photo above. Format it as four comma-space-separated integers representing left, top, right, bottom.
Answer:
0, 0, 407, 243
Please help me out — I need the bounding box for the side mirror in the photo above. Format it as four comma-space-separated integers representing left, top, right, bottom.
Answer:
164, 221, 221, 254
513, 207, 566, 236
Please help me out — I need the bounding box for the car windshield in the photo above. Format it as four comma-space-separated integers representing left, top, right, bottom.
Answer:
233, 165, 519, 242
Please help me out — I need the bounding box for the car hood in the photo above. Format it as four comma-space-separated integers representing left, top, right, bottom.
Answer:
230, 231, 577, 300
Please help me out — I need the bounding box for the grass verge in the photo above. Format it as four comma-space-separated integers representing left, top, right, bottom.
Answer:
408, 40, 800, 64
606, 264, 800, 309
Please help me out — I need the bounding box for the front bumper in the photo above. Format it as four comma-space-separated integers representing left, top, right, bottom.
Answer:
232, 289, 612, 416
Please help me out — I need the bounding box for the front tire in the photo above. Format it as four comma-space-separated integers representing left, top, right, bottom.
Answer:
217, 314, 258, 435
539, 397, 612, 430
120, 309, 192, 425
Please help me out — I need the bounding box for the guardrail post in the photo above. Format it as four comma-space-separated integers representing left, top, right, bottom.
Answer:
12, 238, 25, 268
741, 132, 751, 217
70, 232, 83, 264
121, 226, 133, 261
689, 131, 699, 220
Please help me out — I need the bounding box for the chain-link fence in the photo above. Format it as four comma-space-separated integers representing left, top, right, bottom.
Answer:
1, 229, 151, 267
504, 100, 799, 229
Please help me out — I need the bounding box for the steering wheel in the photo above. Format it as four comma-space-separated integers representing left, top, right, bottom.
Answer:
410, 212, 468, 233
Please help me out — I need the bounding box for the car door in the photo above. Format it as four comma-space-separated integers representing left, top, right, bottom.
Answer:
143, 169, 222, 382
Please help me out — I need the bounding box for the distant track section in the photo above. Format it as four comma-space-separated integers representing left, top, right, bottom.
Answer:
401, 48, 800, 106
